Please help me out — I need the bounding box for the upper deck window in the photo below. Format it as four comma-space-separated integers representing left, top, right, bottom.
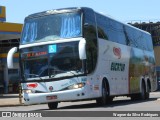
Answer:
21, 12, 82, 44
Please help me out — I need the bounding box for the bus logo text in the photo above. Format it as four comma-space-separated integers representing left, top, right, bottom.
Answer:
111, 62, 125, 71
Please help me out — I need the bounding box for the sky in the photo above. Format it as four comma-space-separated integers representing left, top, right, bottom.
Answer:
1, 0, 160, 24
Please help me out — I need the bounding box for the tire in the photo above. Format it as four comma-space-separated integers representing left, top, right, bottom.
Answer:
131, 95, 136, 101
131, 82, 147, 101
145, 83, 150, 99
107, 97, 113, 103
48, 102, 58, 109
96, 81, 109, 106
139, 82, 146, 100
130, 94, 139, 100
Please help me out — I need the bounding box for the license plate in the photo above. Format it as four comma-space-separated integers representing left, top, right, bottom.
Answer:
46, 95, 57, 100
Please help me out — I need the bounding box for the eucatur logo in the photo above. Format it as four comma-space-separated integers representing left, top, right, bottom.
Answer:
113, 47, 121, 59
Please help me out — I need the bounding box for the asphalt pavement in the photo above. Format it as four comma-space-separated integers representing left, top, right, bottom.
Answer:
0, 92, 160, 107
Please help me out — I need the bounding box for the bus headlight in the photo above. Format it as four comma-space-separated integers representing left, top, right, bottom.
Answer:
68, 83, 85, 90
23, 89, 33, 94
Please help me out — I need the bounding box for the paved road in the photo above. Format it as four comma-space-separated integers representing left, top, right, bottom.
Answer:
0, 92, 160, 119
0, 92, 159, 112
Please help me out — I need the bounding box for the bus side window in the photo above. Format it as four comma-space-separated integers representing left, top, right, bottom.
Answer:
96, 14, 108, 40
97, 26, 108, 40
83, 8, 98, 74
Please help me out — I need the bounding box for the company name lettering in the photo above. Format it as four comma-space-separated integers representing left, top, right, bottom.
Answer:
111, 62, 125, 71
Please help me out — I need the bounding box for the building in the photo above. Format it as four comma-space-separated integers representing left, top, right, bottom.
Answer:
0, 6, 22, 94
129, 21, 160, 89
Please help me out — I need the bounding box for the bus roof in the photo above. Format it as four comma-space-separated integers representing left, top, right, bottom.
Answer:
25, 7, 81, 19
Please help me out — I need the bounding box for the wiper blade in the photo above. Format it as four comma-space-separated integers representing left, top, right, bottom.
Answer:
50, 69, 65, 78
51, 69, 77, 78
24, 73, 43, 81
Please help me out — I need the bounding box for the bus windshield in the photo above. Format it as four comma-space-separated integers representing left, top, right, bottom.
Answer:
22, 42, 83, 80
21, 12, 82, 44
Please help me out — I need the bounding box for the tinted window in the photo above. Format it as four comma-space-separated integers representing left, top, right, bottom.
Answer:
96, 13, 153, 51
21, 12, 82, 44
96, 14, 108, 40
96, 13, 127, 45
83, 8, 98, 74
124, 26, 153, 51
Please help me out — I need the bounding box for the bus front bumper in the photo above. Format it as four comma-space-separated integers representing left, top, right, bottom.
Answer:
23, 88, 89, 105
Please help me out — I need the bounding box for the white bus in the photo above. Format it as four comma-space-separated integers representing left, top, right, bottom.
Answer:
7, 7, 157, 109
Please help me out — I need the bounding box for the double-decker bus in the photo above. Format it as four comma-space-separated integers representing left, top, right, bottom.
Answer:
7, 7, 157, 109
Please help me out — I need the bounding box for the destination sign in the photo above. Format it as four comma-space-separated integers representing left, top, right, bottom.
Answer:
23, 51, 47, 58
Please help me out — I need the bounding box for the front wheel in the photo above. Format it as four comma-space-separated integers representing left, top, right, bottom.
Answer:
48, 102, 58, 109
96, 81, 108, 106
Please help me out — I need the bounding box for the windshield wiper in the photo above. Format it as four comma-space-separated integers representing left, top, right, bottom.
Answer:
50, 69, 77, 78
24, 73, 44, 81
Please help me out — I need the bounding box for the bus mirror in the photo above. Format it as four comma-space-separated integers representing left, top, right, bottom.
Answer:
79, 38, 86, 60
7, 47, 18, 69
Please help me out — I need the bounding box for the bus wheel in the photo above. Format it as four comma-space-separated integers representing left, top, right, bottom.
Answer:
107, 97, 114, 103
96, 81, 108, 106
145, 83, 150, 99
48, 102, 58, 109
139, 82, 146, 100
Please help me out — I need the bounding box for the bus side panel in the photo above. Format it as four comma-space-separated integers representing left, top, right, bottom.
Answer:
129, 48, 144, 94
148, 52, 157, 92
129, 48, 157, 94
97, 38, 130, 95
143, 51, 157, 92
